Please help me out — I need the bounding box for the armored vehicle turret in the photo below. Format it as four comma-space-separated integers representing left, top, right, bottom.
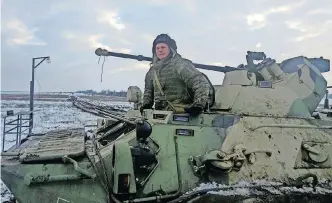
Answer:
1, 49, 332, 203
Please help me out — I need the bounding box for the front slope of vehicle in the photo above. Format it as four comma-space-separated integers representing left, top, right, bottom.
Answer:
1, 128, 109, 203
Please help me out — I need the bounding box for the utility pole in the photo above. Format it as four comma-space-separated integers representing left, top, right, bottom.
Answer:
29, 56, 51, 134
324, 89, 329, 109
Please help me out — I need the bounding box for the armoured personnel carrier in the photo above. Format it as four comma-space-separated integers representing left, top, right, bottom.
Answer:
1, 49, 332, 203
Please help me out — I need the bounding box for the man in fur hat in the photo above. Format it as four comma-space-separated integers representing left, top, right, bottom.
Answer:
140, 34, 213, 116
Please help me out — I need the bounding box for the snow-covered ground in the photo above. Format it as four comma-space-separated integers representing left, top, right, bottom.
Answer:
0, 99, 130, 203
0, 100, 102, 151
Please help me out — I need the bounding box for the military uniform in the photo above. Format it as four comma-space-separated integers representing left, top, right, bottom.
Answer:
142, 34, 212, 114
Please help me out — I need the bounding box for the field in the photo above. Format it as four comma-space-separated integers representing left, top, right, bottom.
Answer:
0, 92, 128, 102
0, 93, 132, 202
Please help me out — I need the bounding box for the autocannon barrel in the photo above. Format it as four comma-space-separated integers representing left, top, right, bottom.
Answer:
95, 48, 241, 73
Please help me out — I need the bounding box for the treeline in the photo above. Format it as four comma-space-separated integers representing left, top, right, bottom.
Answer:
76, 89, 126, 97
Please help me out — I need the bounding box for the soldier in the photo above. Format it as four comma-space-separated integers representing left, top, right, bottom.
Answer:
140, 34, 213, 116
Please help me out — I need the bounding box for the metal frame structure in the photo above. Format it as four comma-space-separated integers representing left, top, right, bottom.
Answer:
2, 111, 33, 152
29, 56, 50, 134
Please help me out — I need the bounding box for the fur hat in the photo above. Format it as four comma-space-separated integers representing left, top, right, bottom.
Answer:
152, 34, 177, 55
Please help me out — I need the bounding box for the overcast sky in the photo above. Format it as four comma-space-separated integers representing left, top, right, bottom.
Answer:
1, 0, 332, 92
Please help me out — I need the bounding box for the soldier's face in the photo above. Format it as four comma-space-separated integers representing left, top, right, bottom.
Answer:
156, 43, 170, 60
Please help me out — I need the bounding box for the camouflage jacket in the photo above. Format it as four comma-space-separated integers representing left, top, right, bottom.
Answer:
142, 52, 212, 110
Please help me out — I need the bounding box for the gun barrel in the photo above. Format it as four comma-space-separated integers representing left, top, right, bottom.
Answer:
106, 51, 153, 62
95, 48, 240, 73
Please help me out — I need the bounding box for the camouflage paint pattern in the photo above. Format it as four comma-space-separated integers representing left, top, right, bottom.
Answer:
142, 51, 211, 110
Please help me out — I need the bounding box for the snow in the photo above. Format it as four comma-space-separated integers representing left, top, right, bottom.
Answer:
1, 100, 102, 151
185, 179, 332, 197
208, 187, 251, 196
0, 99, 129, 202
0, 192, 15, 203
